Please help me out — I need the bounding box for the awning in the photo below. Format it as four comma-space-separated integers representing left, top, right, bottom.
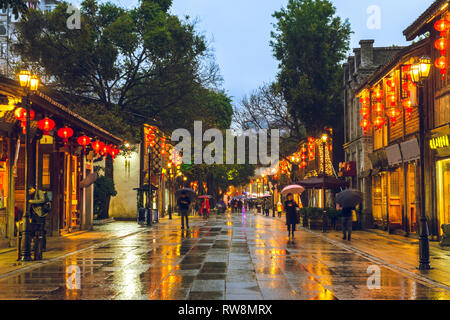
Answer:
295, 176, 349, 190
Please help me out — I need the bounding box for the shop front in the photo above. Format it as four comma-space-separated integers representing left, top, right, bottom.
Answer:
431, 125, 450, 237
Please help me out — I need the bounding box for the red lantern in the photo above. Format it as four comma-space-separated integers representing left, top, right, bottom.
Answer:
435, 38, 448, 55
300, 161, 308, 168
434, 19, 450, 36
57, 127, 73, 143
402, 99, 412, 109
387, 94, 396, 106
309, 151, 315, 161
435, 56, 448, 75
373, 89, 384, 101
91, 140, 104, 156
37, 118, 55, 135
300, 146, 307, 153
387, 107, 401, 124
307, 137, 315, 144
360, 118, 370, 133
359, 97, 370, 105
102, 144, 111, 157
308, 144, 315, 151
386, 78, 395, 89
373, 116, 386, 129
109, 146, 120, 160
360, 107, 370, 118
373, 103, 384, 114
77, 135, 91, 154
14, 107, 35, 134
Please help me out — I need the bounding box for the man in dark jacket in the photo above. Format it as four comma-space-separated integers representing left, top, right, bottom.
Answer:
341, 206, 355, 241
178, 192, 191, 229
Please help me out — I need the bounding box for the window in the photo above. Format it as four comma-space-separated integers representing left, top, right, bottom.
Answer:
42, 154, 51, 189
390, 170, 400, 198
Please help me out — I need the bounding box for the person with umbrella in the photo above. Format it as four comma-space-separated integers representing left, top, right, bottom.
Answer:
177, 191, 191, 230
284, 193, 299, 241
336, 189, 363, 241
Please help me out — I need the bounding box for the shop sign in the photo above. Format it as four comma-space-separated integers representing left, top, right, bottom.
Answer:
430, 134, 449, 150
39, 135, 53, 145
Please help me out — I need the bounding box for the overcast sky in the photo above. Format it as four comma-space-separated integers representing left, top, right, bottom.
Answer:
86, 0, 434, 105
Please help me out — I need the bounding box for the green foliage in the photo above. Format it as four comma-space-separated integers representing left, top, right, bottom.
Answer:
270, 0, 352, 135
93, 166, 117, 219
0, 0, 27, 19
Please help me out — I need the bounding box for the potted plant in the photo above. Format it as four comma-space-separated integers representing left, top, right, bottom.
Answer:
307, 207, 324, 230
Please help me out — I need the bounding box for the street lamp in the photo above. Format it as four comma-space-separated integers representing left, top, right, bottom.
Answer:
18, 70, 39, 261
411, 56, 431, 270
321, 133, 328, 233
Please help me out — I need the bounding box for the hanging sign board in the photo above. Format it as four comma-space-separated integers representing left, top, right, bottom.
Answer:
400, 138, 420, 162
39, 135, 53, 145
386, 144, 402, 165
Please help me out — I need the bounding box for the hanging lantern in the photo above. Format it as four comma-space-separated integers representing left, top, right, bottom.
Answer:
386, 78, 395, 89
57, 127, 73, 144
77, 135, 91, 154
109, 146, 120, 160
360, 107, 370, 118
160, 137, 166, 155
91, 140, 104, 156
387, 94, 396, 106
360, 118, 370, 133
434, 19, 450, 37
101, 144, 111, 157
435, 56, 447, 75
359, 97, 370, 105
435, 38, 448, 55
14, 107, 35, 134
387, 107, 401, 124
307, 137, 315, 144
373, 116, 386, 129
373, 88, 384, 101
300, 161, 307, 168
373, 102, 384, 114
37, 118, 55, 135
308, 151, 315, 161
308, 144, 315, 151
301, 154, 307, 160
300, 146, 307, 153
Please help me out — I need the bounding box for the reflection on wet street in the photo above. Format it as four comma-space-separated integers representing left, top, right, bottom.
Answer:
1, 212, 450, 300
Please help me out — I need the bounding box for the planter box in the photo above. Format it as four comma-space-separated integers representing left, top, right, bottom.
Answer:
308, 218, 323, 230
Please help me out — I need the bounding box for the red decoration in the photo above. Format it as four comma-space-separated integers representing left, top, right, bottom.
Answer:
37, 118, 55, 135
77, 135, 91, 154
434, 19, 450, 37
374, 103, 384, 114
57, 127, 73, 143
300, 146, 307, 153
373, 116, 386, 129
307, 137, 315, 144
91, 140, 104, 156
300, 161, 308, 168
386, 107, 401, 124
359, 97, 370, 105
387, 94, 396, 106
386, 78, 395, 89
14, 107, 35, 134
109, 146, 120, 160
360, 118, 370, 133
435, 38, 448, 55
360, 107, 370, 118
435, 56, 447, 72
101, 144, 111, 157
373, 89, 384, 101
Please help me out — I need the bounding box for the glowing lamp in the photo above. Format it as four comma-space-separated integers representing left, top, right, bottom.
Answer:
91, 140, 104, 156
360, 118, 370, 133
434, 19, 450, 36
307, 137, 315, 144
386, 78, 395, 89
373, 89, 384, 100
77, 135, 91, 154
18, 71, 31, 87
102, 144, 111, 157
373, 116, 386, 129
300, 161, 308, 168
374, 103, 384, 114
387, 108, 401, 124
435, 38, 448, 54
411, 56, 432, 83
57, 127, 73, 143
14, 107, 35, 134
359, 97, 370, 105
360, 107, 370, 118
402, 99, 412, 109
37, 118, 55, 135
300, 146, 307, 153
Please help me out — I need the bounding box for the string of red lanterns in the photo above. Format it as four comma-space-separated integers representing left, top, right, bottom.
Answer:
434, 18, 449, 80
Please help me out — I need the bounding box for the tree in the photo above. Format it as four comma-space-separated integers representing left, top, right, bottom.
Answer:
270, 0, 351, 136
0, 0, 27, 19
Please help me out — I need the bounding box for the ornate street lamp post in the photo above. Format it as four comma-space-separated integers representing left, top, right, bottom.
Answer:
18, 70, 39, 261
321, 133, 328, 233
411, 56, 432, 270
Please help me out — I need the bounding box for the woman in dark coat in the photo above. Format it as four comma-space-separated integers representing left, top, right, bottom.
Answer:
284, 193, 299, 240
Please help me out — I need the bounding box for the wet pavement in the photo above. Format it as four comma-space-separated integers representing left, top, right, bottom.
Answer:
0, 212, 450, 300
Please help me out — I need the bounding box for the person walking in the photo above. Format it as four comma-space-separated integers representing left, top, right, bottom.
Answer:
200, 198, 210, 219
284, 193, 299, 241
177, 192, 191, 230
277, 201, 283, 218
341, 206, 355, 241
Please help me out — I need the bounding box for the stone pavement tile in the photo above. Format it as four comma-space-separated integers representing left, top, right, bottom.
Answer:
188, 291, 224, 300
225, 293, 263, 300
150, 288, 190, 300
191, 279, 225, 292
197, 274, 227, 280
200, 262, 227, 273
228, 262, 254, 271
205, 255, 228, 263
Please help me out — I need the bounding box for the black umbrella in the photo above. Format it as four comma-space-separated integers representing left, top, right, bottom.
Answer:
336, 189, 363, 208
175, 188, 196, 200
